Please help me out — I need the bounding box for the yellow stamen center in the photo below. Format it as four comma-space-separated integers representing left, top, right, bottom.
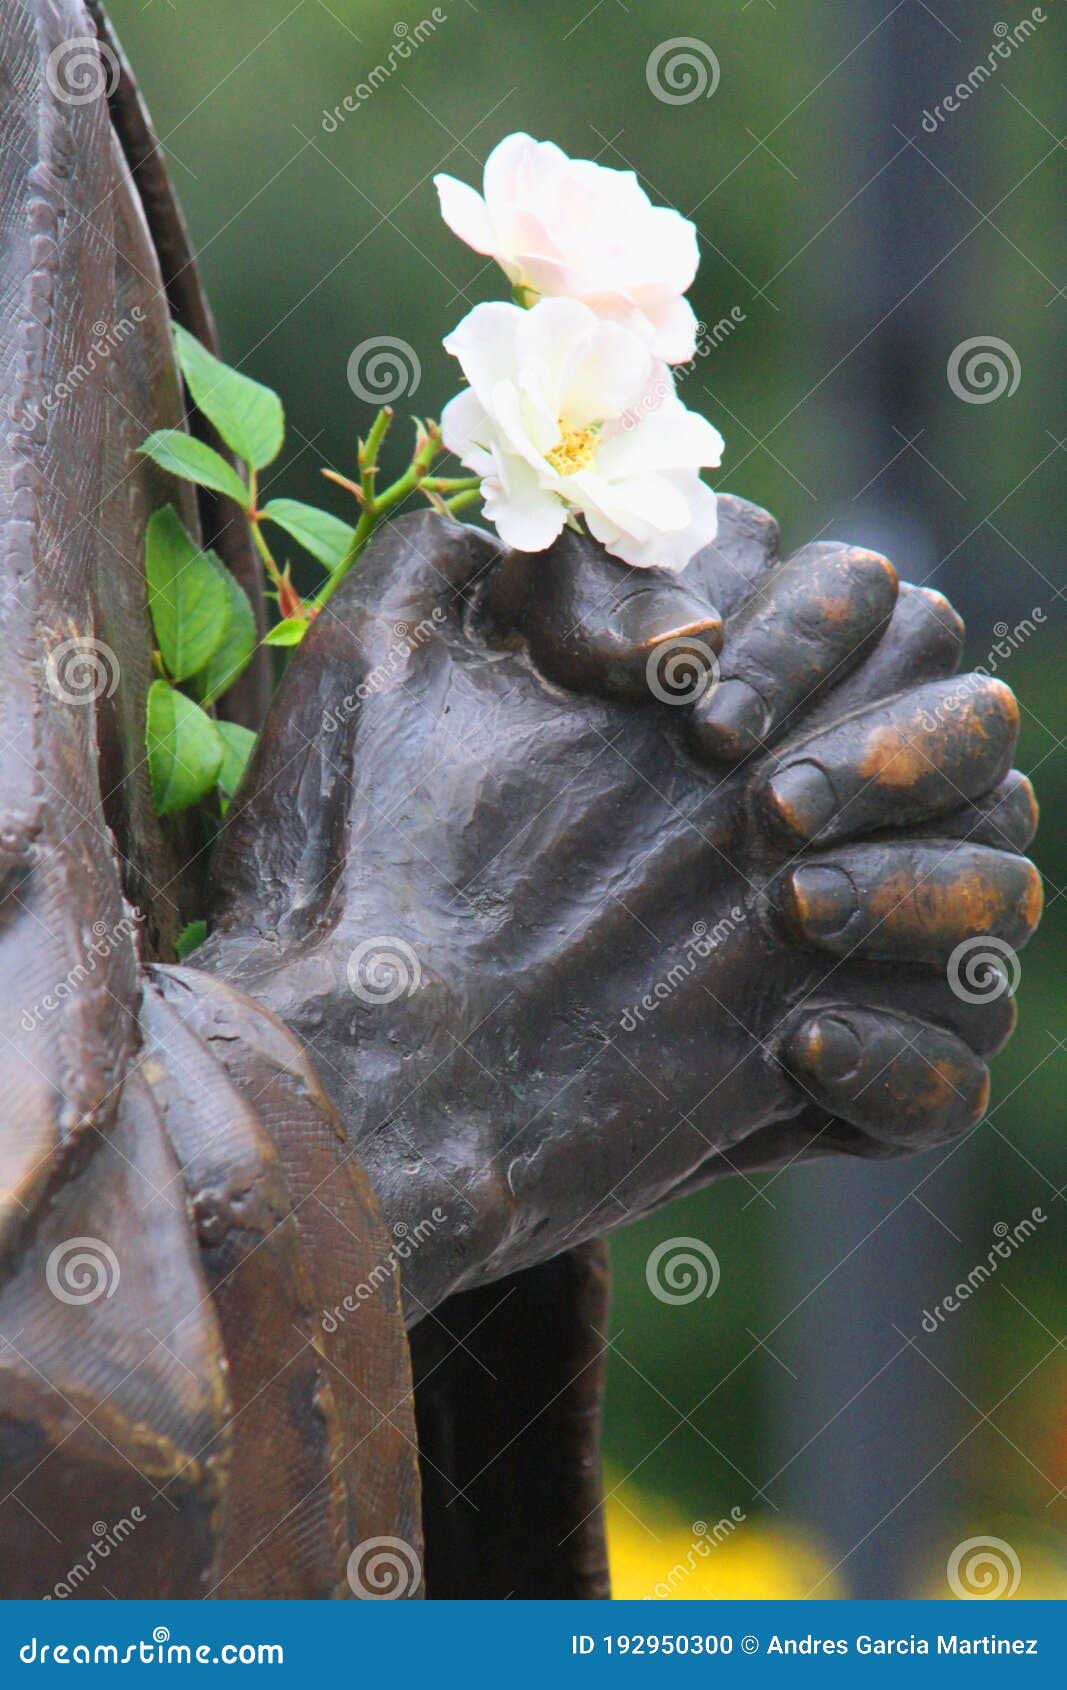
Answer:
545, 423, 599, 476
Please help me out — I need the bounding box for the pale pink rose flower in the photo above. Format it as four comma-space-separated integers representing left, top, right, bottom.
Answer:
435, 133, 700, 364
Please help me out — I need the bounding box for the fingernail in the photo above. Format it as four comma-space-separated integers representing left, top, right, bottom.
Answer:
789, 1015, 863, 1084
787, 864, 857, 939
690, 679, 770, 759
765, 760, 837, 841
615, 591, 722, 654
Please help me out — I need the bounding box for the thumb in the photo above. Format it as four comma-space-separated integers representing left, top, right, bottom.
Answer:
479, 527, 722, 700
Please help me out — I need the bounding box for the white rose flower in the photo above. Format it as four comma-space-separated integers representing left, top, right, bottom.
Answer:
435, 133, 700, 363
441, 298, 723, 571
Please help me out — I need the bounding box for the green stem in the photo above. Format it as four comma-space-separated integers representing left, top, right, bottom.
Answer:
360, 405, 394, 504
311, 419, 445, 612
245, 469, 287, 594
422, 475, 481, 494
249, 514, 286, 592
445, 489, 482, 515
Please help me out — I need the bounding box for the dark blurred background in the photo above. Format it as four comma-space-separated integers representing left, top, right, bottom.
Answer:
108, 0, 1066, 1597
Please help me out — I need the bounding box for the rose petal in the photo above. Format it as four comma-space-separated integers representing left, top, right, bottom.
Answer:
434, 175, 496, 256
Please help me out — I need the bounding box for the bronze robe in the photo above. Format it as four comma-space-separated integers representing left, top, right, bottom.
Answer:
0, 0, 608, 1600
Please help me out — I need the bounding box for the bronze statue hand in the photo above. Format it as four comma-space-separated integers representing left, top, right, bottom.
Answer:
193, 502, 1040, 1314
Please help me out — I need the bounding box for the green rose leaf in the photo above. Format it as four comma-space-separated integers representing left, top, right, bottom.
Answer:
175, 919, 208, 959
140, 430, 249, 507
174, 324, 284, 471
217, 720, 257, 798
146, 680, 224, 815
145, 507, 231, 682
259, 499, 356, 572
191, 563, 257, 705
263, 616, 308, 647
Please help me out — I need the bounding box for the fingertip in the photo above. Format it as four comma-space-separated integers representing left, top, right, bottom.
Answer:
762, 760, 837, 843
786, 1013, 864, 1087
689, 679, 770, 760
1018, 853, 1045, 940
984, 675, 1021, 740
784, 1007, 991, 1147
615, 590, 723, 670
1008, 771, 1040, 848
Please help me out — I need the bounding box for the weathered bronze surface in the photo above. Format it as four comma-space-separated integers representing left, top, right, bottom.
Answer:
0, 0, 1040, 1599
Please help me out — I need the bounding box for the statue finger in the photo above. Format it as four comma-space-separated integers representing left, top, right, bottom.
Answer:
689, 542, 898, 761
760, 676, 1019, 847
782, 1008, 990, 1148
676, 492, 780, 620
480, 525, 723, 699
933, 769, 1038, 853
778, 840, 1042, 967
318, 510, 501, 637
797, 961, 1017, 1058
799, 582, 964, 732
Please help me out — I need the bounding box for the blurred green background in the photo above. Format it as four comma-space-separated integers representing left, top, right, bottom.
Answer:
107, 0, 1065, 1597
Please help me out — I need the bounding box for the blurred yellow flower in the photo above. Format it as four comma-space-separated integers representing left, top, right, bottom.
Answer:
605, 1485, 844, 1600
